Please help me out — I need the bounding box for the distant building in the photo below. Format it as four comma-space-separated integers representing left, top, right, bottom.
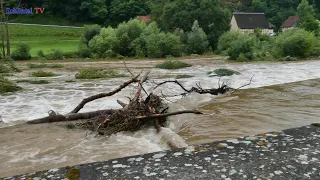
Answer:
230, 12, 274, 34
136, 15, 151, 23
280, 16, 300, 32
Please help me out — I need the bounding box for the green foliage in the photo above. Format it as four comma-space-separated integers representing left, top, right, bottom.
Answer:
88, 27, 119, 58
0, 76, 23, 95
300, 15, 320, 36
16, 79, 50, 84
31, 71, 57, 77
80, 24, 101, 46
272, 29, 316, 58
207, 68, 240, 77
145, 32, 182, 58
153, 0, 231, 49
11, 43, 32, 60
37, 50, 45, 57
297, 0, 316, 22
27, 63, 64, 69
218, 31, 258, 60
115, 19, 147, 56
45, 49, 64, 60
185, 20, 209, 55
236, 53, 250, 61
131, 22, 162, 58
155, 59, 192, 69
75, 68, 125, 79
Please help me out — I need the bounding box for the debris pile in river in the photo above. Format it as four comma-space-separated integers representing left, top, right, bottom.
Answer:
26, 64, 252, 146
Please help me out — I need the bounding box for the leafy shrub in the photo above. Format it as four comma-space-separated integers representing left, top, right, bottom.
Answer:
31, 71, 56, 77
226, 34, 258, 60
185, 20, 209, 55
78, 44, 92, 58
115, 19, 147, 56
236, 53, 249, 61
207, 68, 240, 77
11, 43, 31, 60
75, 68, 125, 79
0, 76, 22, 95
88, 27, 119, 58
217, 31, 242, 53
37, 50, 45, 57
81, 24, 101, 46
131, 22, 161, 58
272, 29, 316, 58
146, 32, 182, 58
46, 49, 64, 60
280, 56, 297, 61
62, 52, 77, 59
155, 60, 192, 69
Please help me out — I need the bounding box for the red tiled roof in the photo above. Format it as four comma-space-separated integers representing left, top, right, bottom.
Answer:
281, 16, 300, 28
136, 15, 151, 23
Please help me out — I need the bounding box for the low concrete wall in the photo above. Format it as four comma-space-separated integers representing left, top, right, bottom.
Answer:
4, 124, 320, 180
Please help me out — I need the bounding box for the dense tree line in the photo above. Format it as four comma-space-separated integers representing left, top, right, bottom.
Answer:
6, 0, 319, 29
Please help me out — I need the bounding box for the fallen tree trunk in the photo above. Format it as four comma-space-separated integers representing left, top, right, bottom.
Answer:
27, 109, 116, 124
25, 69, 247, 143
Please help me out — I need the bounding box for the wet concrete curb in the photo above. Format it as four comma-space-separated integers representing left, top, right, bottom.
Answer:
4, 124, 320, 180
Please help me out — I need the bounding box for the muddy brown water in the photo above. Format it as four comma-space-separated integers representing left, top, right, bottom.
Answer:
0, 78, 319, 178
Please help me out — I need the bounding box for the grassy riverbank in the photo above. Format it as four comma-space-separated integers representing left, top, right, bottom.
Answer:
9, 24, 83, 56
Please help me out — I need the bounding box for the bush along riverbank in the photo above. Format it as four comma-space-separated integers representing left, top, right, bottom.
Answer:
217, 29, 320, 61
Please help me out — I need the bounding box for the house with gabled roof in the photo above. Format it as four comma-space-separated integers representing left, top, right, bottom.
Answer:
230, 12, 274, 35
280, 16, 300, 32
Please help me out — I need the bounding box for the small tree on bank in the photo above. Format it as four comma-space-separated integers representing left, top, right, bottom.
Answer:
185, 20, 209, 55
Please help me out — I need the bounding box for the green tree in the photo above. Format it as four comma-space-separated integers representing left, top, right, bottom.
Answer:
297, 0, 316, 22
88, 27, 119, 58
272, 29, 316, 58
300, 15, 320, 36
185, 20, 209, 54
153, 0, 231, 49
80, 0, 108, 23
114, 19, 147, 56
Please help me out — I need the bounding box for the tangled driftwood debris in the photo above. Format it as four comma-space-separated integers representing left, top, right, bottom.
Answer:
26, 65, 252, 146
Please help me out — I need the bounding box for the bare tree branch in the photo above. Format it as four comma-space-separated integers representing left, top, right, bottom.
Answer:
134, 110, 203, 120
70, 75, 140, 113
230, 75, 254, 94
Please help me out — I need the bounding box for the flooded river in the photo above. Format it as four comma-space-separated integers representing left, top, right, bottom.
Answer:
0, 59, 320, 177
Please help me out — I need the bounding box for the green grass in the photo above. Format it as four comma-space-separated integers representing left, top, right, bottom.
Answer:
75, 68, 126, 79
27, 63, 64, 69
207, 68, 240, 77
155, 60, 192, 69
31, 71, 57, 77
9, 24, 83, 57
16, 79, 50, 84
0, 76, 23, 95
10, 15, 90, 26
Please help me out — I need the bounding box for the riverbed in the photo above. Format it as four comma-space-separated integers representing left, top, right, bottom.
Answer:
0, 58, 320, 177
